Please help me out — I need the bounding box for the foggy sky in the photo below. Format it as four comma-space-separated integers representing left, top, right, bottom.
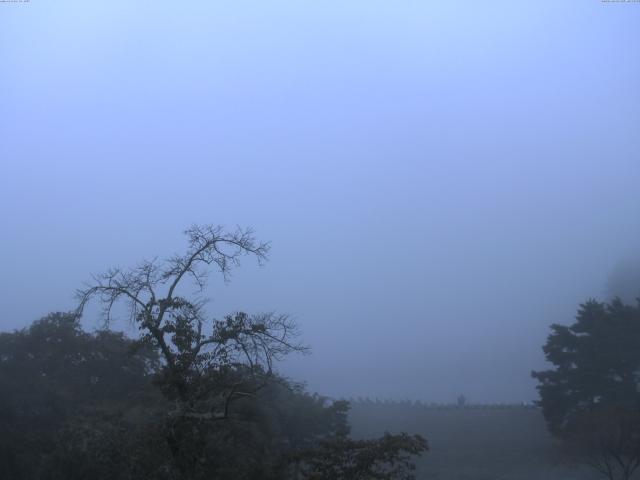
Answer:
2, 1, 640, 403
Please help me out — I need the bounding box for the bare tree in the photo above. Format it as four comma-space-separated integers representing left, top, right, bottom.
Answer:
75, 224, 308, 476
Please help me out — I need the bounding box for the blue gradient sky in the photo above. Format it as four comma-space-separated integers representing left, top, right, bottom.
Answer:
1, 1, 640, 402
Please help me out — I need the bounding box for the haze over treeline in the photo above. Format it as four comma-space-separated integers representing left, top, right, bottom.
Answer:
1, 1, 640, 404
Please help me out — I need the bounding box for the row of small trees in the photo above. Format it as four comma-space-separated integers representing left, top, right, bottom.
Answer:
349, 399, 537, 409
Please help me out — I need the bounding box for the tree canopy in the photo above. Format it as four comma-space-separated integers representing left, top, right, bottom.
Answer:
532, 298, 640, 480
0, 224, 427, 479
0, 312, 160, 479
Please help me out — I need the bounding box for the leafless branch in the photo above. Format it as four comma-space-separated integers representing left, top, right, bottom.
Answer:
75, 224, 303, 421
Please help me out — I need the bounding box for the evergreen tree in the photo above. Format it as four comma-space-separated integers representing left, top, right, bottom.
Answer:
532, 298, 640, 480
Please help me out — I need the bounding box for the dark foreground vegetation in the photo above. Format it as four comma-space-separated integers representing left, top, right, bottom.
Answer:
0, 225, 426, 480
532, 298, 640, 480
1, 224, 640, 480
0, 312, 425, 479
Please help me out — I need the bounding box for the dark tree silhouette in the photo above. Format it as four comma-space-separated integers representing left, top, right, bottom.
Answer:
75, 224, 308, 477
532, 298, 640, 480
0, 312, 160, 479
73, 223, 427, 479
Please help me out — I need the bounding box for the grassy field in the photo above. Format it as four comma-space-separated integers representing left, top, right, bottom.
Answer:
348, 402, 603, 480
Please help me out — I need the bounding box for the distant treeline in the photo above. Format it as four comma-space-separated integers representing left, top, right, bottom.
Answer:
348, 399, 538, 410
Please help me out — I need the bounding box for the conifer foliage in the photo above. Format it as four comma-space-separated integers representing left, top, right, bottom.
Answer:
532, 298, 640, 480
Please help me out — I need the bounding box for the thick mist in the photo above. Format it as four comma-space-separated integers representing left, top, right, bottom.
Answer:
1, 1, 639, 404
